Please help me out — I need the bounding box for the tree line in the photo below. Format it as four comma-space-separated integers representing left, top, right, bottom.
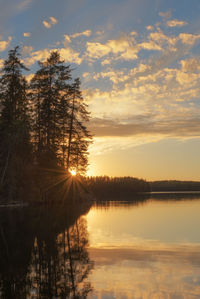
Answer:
85, 176, 150, 198
0, 47, 92, 200
150, 180, 200, 192
85, 177, 200, 198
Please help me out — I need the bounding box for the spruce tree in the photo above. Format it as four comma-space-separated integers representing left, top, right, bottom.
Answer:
30, 51, 71, 167
31, 52, 92, 175
0, 46, 31, 199
66, 78, 92, 174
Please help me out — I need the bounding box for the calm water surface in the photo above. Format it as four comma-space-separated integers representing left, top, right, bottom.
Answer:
0, 193, 200, 298
86, 195, 200, 299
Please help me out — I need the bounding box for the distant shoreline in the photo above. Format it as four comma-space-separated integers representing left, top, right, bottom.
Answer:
136, 191, 200, 195
149, 180, 200, 192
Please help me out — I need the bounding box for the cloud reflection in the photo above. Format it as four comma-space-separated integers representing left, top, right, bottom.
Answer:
89, 244, 200, 299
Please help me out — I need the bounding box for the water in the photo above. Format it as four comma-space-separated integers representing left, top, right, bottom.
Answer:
87, 194, 200, 299
0, 193, 200, 298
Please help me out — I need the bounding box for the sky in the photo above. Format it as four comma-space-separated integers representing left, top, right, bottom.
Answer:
1, 0, 200, 180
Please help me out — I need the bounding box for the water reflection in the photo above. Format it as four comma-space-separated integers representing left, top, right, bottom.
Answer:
1, 194, 200, 298
94, 191, 200, 208
89, 244, 200, 298
0, 205, 93, 299
87, 195, 200, 299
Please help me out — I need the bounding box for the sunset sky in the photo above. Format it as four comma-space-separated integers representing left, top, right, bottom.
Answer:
1, 0, 200, 180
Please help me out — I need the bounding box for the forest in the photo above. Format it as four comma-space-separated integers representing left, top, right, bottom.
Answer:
85, 176, 150, 199
0, 47, 92, 202
150, 180, 200, 192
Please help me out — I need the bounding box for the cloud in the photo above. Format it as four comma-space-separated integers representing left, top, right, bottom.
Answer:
43, 21, 51, 29
139, 41, 162, 51
86, 42, 111, 59
63, 30, 92, 46
76, 22, 200, 155
179, 33, 200, 45
101, 58, 111, 66
83, 23, 200, 66
9, 14, 200, 153
60, 47, 82, 64
167, 19, 188, 28
180, 58, 200, 73
0, 36, 12, 52
88, 135, 161, 156
146, 25, 154, 31
71, 29, 91, 39
85, 26, 195, 64
64, 34, 71, 44
94, 70, 129, 84
96, 30, 104, 36
176, 70, 200, 85
23, 32, 31, 37
84, 42, 200, 142
43, 16, 58, 29
89, 116, 200, 138
25, 46, 82, 66
86, 35, 138, 61
159, 11, 172, 19
25, 48, 50, 65
22, 45, 33, 56
149, 30, 177, 46
49, 17, 57, 24
16, 0, 33, 12
131, 63, 152, 75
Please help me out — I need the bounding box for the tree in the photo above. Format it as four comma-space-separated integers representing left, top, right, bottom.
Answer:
0, 48, 92, 200
0, 47, 31, 199
30, 51, 72, 167
66, 78, 92, 175
31, 53, 92, 175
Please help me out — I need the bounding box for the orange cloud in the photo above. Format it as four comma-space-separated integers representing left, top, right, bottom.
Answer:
71, 29, 91, 38
86, 35, 138, 61
43, 16, 58, 29
23, 32, 31, 37
24, 45, 82, 66
167, 19, 188, 27
139, 41, 162, 51
0, 36, 12, 52
179, 33, 200, 45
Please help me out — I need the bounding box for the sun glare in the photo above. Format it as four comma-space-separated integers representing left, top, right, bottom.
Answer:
70, 169, 77, 176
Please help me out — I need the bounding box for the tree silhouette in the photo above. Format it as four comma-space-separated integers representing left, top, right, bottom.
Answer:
0, 46, 32, 199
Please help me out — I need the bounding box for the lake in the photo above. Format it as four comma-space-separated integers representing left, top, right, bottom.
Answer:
0, 193, 200, 298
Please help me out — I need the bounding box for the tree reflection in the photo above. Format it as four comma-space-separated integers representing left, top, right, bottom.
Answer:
0, 205, 93, 298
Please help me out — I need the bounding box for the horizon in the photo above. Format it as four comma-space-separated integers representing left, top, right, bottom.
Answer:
1, 0, 200, 180
85, 175, 200, 183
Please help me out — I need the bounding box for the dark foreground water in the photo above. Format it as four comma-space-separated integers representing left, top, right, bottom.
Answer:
1, 193, 200, 298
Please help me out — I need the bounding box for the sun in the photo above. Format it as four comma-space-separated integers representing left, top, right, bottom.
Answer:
70, 169, 77, 176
